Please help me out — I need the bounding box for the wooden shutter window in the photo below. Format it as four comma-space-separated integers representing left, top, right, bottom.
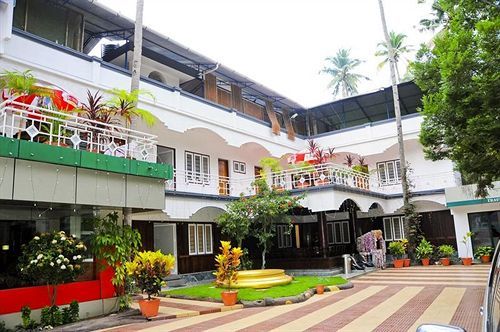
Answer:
282, 108, 296, 141
265, 100, 281, 135
231, 84, 244, 112
204, 73, 218, 103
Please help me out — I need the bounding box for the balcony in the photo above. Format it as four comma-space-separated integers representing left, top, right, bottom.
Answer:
0, 101, 172, 209
166, 162, 379, 198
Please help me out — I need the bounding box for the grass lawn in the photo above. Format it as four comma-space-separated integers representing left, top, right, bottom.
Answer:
163, 276, 347, 301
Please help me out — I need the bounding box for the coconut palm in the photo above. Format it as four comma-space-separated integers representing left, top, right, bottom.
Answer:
320, 49, 369, 98
375, 31, 412, 82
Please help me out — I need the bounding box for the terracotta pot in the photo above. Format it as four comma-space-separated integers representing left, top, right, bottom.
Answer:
221, 290, 238, 306
421, 258, 430, 266
393, 259, 404, 268
138, 298, 160, 318
440, 258, 450, 266
404, 258, 411, 267
462, 257, 473, 266
316, 284, 325, 295
481, 255, 491, 263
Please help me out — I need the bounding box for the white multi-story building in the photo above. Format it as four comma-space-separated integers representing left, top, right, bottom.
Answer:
0, 0, 499, 322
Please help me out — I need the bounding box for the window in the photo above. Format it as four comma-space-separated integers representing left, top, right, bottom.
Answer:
157, 146, 175, 166
277, 225, 292, 248
377, 160, 402, 185
383, 216, 405, 241
188, 223, 213, 255
327, 221, 350, 244
233, 161, 246, 174
185, 151, 210, 184
13, 0, 83, 51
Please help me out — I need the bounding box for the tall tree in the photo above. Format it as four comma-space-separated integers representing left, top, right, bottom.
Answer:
377, 0, 413, 253
418, 0, 447, 32
412, 0, 500, 197
375, 31, 412, 82
320, 49, 369, 98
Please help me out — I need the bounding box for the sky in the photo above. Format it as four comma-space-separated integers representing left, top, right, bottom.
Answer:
97, 0, 435, 108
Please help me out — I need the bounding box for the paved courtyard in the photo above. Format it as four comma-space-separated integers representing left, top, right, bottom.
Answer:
102, 264, 489, 332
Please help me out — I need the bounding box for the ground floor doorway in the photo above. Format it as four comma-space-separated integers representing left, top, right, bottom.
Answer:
154, 223, 178, 274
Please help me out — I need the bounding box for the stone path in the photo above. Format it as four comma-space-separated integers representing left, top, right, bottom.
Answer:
99, 264, 489, 332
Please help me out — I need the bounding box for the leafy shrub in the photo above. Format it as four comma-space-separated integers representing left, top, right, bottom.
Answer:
415, 238, 434, 259
388, 241, 405, 258
18, 231, 86, 306
61, 301, 79, 324
40, 305, 62, 328
438, 245, 455, 258
215, 241, 242, 291
126, 250, 175, 300
475, 246, 494, 258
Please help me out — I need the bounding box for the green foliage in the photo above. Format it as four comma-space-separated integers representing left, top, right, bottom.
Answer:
0, 70, 37, 95
388, 241, 406, 258
107, 88, 156, 127
164, 275, 347, 301
17, 232, 86, 306
259, 157, 283, 174
415, 238, 434, 259
375, 31, 412, 81
475, 245, 494, 258
214, 241, 242, 292
320, 48, 369, 98
61, 301, 79, 325
412, 0, 500, 197
20, 306, 38, 330
461, 231, 474, 258
216, 199, 252, 248
438, 244, 455, 258
90, 212, 141, 295
126, 250, 175, 300
40, 305, 62, 328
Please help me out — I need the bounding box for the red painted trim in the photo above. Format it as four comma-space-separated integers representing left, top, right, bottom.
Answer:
0, 266, 115, 315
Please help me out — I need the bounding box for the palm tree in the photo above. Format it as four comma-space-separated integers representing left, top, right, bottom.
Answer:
375, 31, 412, 82
320, 49, 369, 98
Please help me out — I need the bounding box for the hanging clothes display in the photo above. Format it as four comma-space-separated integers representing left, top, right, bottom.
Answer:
356, 230, 386, 268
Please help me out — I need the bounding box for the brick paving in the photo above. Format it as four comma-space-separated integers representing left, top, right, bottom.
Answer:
98, 264, 489, 332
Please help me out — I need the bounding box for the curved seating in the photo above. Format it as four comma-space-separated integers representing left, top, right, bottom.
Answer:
223, 269, 292, 289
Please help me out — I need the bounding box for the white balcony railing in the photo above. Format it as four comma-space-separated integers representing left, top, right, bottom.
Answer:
0, 100, 158, 162
166, 163, 381, 197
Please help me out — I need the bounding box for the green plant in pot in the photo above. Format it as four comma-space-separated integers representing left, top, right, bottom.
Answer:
438, 245, 455, 266
215, 241, 242, 306
475, 246, 494, 263
126, 250, 175, 318
415, 238, 434, 266
388, 241, 405, 268
460, 231, 474, 266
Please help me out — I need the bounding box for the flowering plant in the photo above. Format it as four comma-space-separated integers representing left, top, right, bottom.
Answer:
214, 241, 242, 292
18, 231, 86, 305
126, 250, 175, 300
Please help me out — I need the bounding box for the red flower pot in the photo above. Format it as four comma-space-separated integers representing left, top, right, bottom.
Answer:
393, 259, 404, 268
316, 285, 325, 295
481, 255, 491, 263
221, 290, 238, 306
404, 259, 411, 267
440, 258, 450, 266
421, 258, 430, 266
462, 257, 473, 266
138, 298, 160, 318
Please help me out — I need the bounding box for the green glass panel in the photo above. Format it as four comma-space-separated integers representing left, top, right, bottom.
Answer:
18, 140, 80, 167
129, 160, 172, 179
0, 137, 20, 158
80, 151, 129, 173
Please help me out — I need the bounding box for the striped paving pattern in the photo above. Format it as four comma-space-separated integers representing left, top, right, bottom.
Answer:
101, 264, 489, 332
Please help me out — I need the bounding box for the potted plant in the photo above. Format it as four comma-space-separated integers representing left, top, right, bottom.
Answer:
415, 238, 434, 266
126, 250, 175, 318
438, 245, 455, 266
388, 241, 405, 268
215, 241, 242, 306
475, 246, 494, 263
400, 239, 410, 267
460, 231, 474, 266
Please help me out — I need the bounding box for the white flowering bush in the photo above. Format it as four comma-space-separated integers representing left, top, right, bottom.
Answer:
18, 231, 86, 304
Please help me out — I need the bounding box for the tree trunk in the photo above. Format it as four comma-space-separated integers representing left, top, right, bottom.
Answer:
378, 0, 412, 254
261, 247, 266, 269
124, 0, 144, 227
